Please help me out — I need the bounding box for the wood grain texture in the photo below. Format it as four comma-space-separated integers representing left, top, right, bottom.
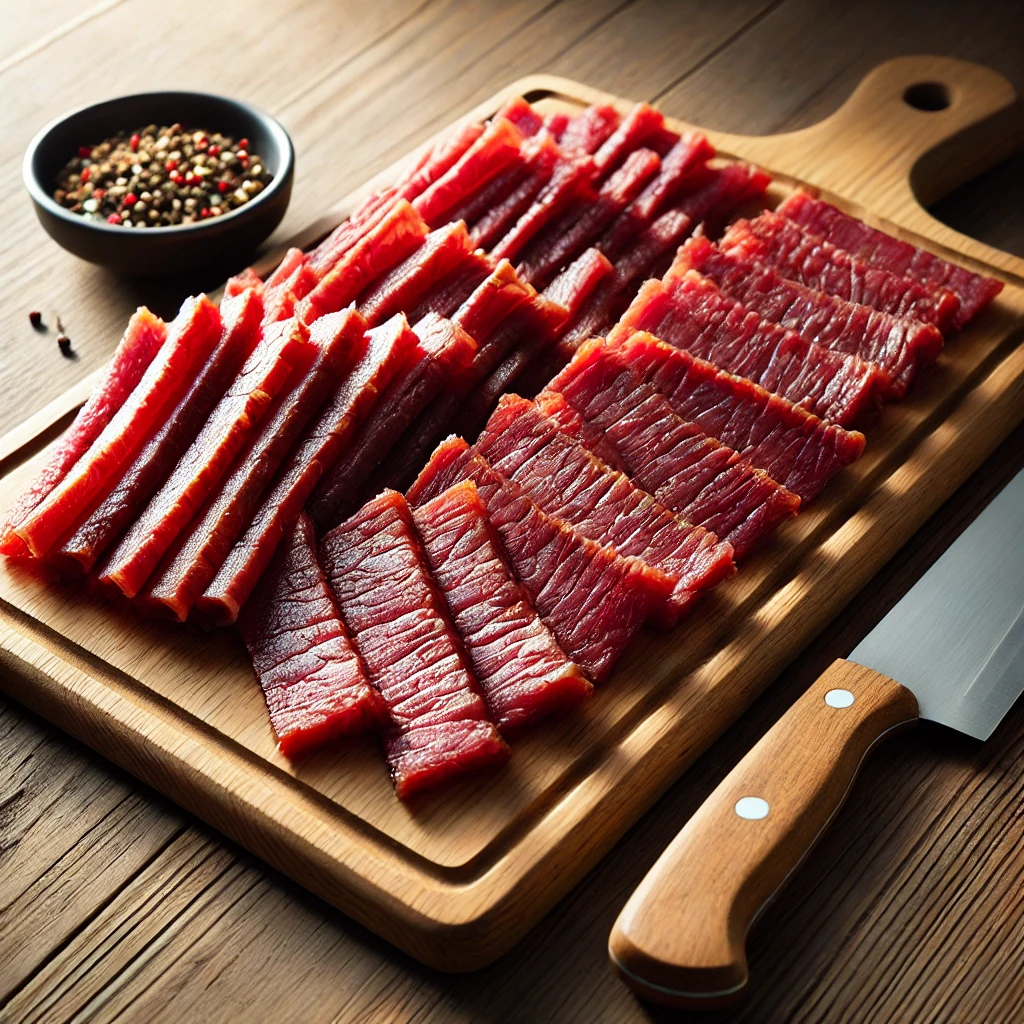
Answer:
0, 58, 1022, 974
1, 0, 1023, 1019
609, 661, 920, 1007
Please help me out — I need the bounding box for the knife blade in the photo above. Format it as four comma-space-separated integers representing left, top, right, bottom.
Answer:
609, 465, 1024, 1009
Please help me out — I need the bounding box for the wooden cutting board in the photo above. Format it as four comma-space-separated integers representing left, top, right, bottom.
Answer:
1, 56, 1022, 973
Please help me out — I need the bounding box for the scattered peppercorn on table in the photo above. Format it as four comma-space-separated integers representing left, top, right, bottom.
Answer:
1, 1, 1023, 1021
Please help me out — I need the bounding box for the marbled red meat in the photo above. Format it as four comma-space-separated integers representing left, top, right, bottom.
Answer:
668, 236, 944, 398
597, 131, 714, 260
299, 200, 429, 324
96, 316, 310, 599
198, 312, 417, 624
721, 213, 960, 330
224, 267, 263, 298
476, 395, 735, 626
489, 154, 596, 263
308, 314, 476, 529
356, 221, 473, 327
557, 104, 620, 155
543, 247, 614, 323
532, 388, 629, 473
609, 331, 864, 502
412, 117, 524, 227
541, 345, 800, 558
451, 289, 568, 434
362, 262, 540, 494
407, 252, 494, 324
493, 96, 544, 136
0, 307, 167, 558
411, 481, 591, 732
52, 289, 263, 576
611, 273, 885, 426
14, 296, 222, 559
239, 513, 386, 757
407, 438, 673, 682
262, 259, 317, 324
777, 192, 1002, 329
139, 311, 362, 622
310, 122, 483, 274
673, 163, 771, 235
592, 103, 673, 178
559, 207, 694, 349
321, 489, 508, 798
449, 135, 557, 230
517, 147, 661, 287
467, 138, 562, 250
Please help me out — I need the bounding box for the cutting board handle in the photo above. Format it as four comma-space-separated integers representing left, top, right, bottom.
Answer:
712, 56, 1024, 277
608, 660, 919, 1009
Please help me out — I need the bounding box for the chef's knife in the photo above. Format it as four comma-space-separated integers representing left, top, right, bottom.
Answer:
609, 465, 1024, 1009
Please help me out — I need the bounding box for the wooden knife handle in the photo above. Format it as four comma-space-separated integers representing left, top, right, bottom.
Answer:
608, 659, 919, 1009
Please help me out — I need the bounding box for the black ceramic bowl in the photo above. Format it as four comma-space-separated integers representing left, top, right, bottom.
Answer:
24, 91, 294, 277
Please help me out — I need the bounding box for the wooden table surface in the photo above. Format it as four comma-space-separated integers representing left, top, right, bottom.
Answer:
1, 2, 1023, 1021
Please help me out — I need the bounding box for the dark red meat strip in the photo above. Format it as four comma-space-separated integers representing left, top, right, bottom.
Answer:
413, 117, 524, 227
517, 147, 662, 287
559, 207, 694, 350
310, 121, 483, 274
407, 252, 494, 324
299, 200, 429, 324
321, 489, 508, 799
541, 344, 799, 558
489, 153, 596, 263
674, 163, 771, 235
356, 221, 473, 327
721, 213, 960, 330
777, 191, 1002, 329
596, 131, 715, 260
493, 96, 544, 136
611, 273, 885, 426
407, 437, 673, 682
52, 289, 263, 576
543, 247, 614, 322
451, 289, 567, 435
139, 311, 362, 622
557, 104, 620, 155
509, 248, 616, 398
360, 262, 539, 494
15, 296, 222, 560
307, 314, 476, 529
593, 103, 673, 178
668, 236, 944, 398
197, 312, 418, 625
239, 513, 386, 757
412, 481, 592, 733
467, 137, 561, 250
475, 395, 735, 626
0, 307, 167, 558
224, 267, 263, 298
97, 315, 309, 600
262, 259, 318, 324
609, 331, 864, 502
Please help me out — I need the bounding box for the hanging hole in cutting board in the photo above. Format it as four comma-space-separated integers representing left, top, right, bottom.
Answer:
903, 82, 952, 112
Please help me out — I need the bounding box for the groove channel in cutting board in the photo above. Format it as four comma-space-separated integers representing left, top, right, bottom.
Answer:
0, 57, 1023, 968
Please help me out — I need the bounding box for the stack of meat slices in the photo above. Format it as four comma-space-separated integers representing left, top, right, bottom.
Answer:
0, 94, 1004, 800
